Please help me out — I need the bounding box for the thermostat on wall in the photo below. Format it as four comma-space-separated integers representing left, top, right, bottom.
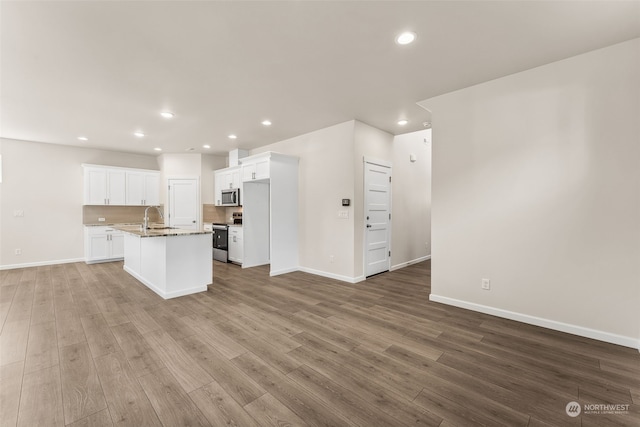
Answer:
342, 199, 350, 206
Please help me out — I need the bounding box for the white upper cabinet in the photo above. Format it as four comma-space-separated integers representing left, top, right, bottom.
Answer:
213, 166, 241, 206
241, 154, 270, 182
144, 173, 160, 205
83, 165, 159, 206
83, 166, 126, 205
126, 170, 160, 206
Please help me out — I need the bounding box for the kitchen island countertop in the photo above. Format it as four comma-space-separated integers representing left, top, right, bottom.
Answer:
115, 224, 212, 238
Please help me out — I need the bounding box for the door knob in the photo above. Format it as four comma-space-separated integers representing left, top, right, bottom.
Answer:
366, 224, 371, 228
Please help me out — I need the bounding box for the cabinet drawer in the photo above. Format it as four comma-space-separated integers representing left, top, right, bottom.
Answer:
86, 226, 123, 236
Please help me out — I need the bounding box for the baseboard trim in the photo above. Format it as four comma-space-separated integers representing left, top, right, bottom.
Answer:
298, 266, 364, 284
429, 294, 640, 350
0, 257, 85, 270
391, 255, 431, 272
269, 267, 299, 277
123, 265, 208, 299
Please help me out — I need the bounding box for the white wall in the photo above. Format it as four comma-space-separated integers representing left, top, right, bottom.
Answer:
419, 39, 640, 348
251, 121, 358, 280
252, 120, 432, 282
201, 154, 227, 205
391, 129, 432, 270
0, 138, 159, 268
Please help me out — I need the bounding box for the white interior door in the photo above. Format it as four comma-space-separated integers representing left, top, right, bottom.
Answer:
364, 160, 391, 277
168, 178, 199, 230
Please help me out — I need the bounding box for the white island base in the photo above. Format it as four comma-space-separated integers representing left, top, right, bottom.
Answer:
123, 232, 212, 299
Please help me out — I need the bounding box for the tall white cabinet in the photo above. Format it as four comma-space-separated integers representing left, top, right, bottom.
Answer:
239, 152, 299, 276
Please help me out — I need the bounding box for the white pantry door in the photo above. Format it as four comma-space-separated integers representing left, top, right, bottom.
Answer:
364, 160, 392, 277
168, 179, 199, 230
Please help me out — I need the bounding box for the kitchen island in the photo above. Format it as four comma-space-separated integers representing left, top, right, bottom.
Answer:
116, 225, 212, 299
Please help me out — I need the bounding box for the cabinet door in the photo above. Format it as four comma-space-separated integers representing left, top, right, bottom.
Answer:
242, 159, 270, 182
126, 171, 145, 205
214, 172, 223, 206
84, 168, 108, 205
228, 228, 243, 264
144, 173, 160, 205
107, 169, 126, 205
87, 234, 109, 261
230, 169, 241, 189
254, 159, 270, 180
241, 163, 255, 182
110, 233, 125, 258
235, 228, 243, 264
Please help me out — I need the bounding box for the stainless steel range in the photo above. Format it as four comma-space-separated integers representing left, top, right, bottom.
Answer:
212, 223, 228, 262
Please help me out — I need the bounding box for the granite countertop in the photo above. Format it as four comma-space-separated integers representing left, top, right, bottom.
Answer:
84, 222, 142, 227
113, 224, 212, 238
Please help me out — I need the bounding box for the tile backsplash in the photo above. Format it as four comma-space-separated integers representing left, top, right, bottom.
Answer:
83, 205, 163, 225
84, 204, 242, 226
202, 204, 242, 224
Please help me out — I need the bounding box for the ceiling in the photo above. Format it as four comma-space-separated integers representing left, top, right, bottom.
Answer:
1, 1, 638, 156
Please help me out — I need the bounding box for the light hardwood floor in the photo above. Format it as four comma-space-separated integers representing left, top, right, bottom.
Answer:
0, 260, 638, 426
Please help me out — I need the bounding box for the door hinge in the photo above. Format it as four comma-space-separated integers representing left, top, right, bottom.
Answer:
389, 176, 392, 183
389, 251, 391, 257
389, 213, 391, 220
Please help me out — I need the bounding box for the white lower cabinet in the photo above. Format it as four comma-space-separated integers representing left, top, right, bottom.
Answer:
84, 226, 125, 263
228, 226, 243, 264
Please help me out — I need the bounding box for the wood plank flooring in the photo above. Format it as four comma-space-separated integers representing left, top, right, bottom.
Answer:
1, 260, 639, 426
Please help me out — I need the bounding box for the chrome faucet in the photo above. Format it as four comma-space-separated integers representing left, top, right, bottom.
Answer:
143, 206, 164, 229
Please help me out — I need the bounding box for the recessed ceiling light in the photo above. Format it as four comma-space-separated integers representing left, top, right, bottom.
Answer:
154, 147, 162, 151
203, 144, 211, 149
134, 131, 145, 138
160, 111, 174, 119
228, 134, 237, 139
396, 31, 417, 45
77, 136, 88, 141
261, 120, 272, 126
397, 119, 409, 126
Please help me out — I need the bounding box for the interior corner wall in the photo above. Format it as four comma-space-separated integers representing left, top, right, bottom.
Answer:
201, 154, 228, 205
0, 138, 159, 268
251, 121, 357, 280
353, 121, 394, 279
391, 129, 431, 270
419, 39, 640, 347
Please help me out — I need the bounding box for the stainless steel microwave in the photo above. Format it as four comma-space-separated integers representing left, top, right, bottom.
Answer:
221, 188, 240, 206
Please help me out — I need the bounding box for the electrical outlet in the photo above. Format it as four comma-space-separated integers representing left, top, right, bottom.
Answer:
337, 210, 349, 219
481, 278, 491, 290
15, 249, 22, 255
14, 210, 24, 217
329, 255, 335, 263
98, 217, 106, 222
